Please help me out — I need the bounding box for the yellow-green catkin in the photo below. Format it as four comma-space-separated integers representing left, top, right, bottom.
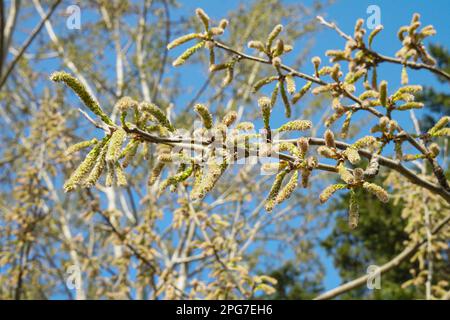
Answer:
50, 71, 113, 126
172, 41, 205, 67
279, 80, 291, 118
285, 75, 296, 95
265, 170, 288, 212
167, 33, 201, 50
429, 143, 440, 158
352, 136, 377, 149
195, 8, 210, 30
258, 97, 272, 130
341, 111, 352, 138
84, 142, 108, 187
270, 82, 279, 107
338, 163, 355, 184
65, 138, 98, 156
253, 76, 279, 93
115, 162, 128, 187
348, 190, 359, 229
248, 40, 266, 52
194, 103, 213, 129
275, 170, 298, 204
317, 146, 337, 159
121, 139, 140, 168
266, 24, 283, 49
292, 81, 312, 105
106, 127, 127, 163
428, 116, 449, 135
319, 183, 347, 203
277, 120, 312, 132
324, 129, 336, 148
160, 165, 193, 193
236, 122, 254, 131
368, 25, 383, 48
397, 102, 424, 110
115, 96, 138, 113
379, 80, 388, 107
105, 164, 115, 187
222, 111, 237, 127
64, 138, 107, 192
362, 182, 389, 203
401, 65, 409, 85
312, 57, 321, 76
148, 162, 165, 186
140, 102, 174, 131
343, 147, 361, 164
191, 161, 227, 200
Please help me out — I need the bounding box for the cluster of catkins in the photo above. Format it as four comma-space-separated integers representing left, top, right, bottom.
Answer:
54, 8, 449, 231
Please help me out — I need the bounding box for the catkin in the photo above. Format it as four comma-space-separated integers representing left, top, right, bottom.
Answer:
265, 170, 287, 212
106, 127, 127, 163
277, 120, 312, 132
194, 103, 213, 129
172, 41, 205, 67
50, 71, 113, 126
65, 138, 98, 156
319, 183, 347, 203
362, 182, 389, 203
275, 170, 298, 204
379, 80, 388, 107
64, 138, 108, 192
140, 102, 174, 131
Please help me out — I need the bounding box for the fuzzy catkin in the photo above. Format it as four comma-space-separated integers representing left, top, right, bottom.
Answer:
265, 170, 287, 212
140, 102, 174, 132
266, 24, 283, 49
343, 147, 361, 165
428, 116, 449, 135
167, 33, 201, 50
280, 80, 291, 117
194, 103, 213, 129
172, 41, 205, 67
277, 120, 312, 132
64, 138, 108, 192
275, 170, 298, 204
285, 75, 296, 95
362, 182, 389, 203
84, 142, 108, 187
65, 138, 98, 156
348, 190, 359, 229
106, 127, 127, 163
292, 81, 312, 104
253, 76, 279, 93
222, 111, 237, 127
338, 163, 355, 184
379, 80, 388, 107
258, 97, 272, 130
50, 71, 113, 126
319, 183, 347, 203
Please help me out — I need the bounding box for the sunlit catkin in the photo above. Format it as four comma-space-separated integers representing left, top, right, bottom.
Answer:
275, 170, 298, 204
319, 183, 346, 203
140, 102, 174, 131
348, 190, 359, 229
362, 182, 389, 203
65, 138, 98, 156
265, 170, 287, 212
277, 120, 312, 132
50, 71, 113, 126
172, 41, 205, 67
64, 138, 107, 192
194, 103, 213, 129
106, 127, 127, 163
379, 80, 388, 107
